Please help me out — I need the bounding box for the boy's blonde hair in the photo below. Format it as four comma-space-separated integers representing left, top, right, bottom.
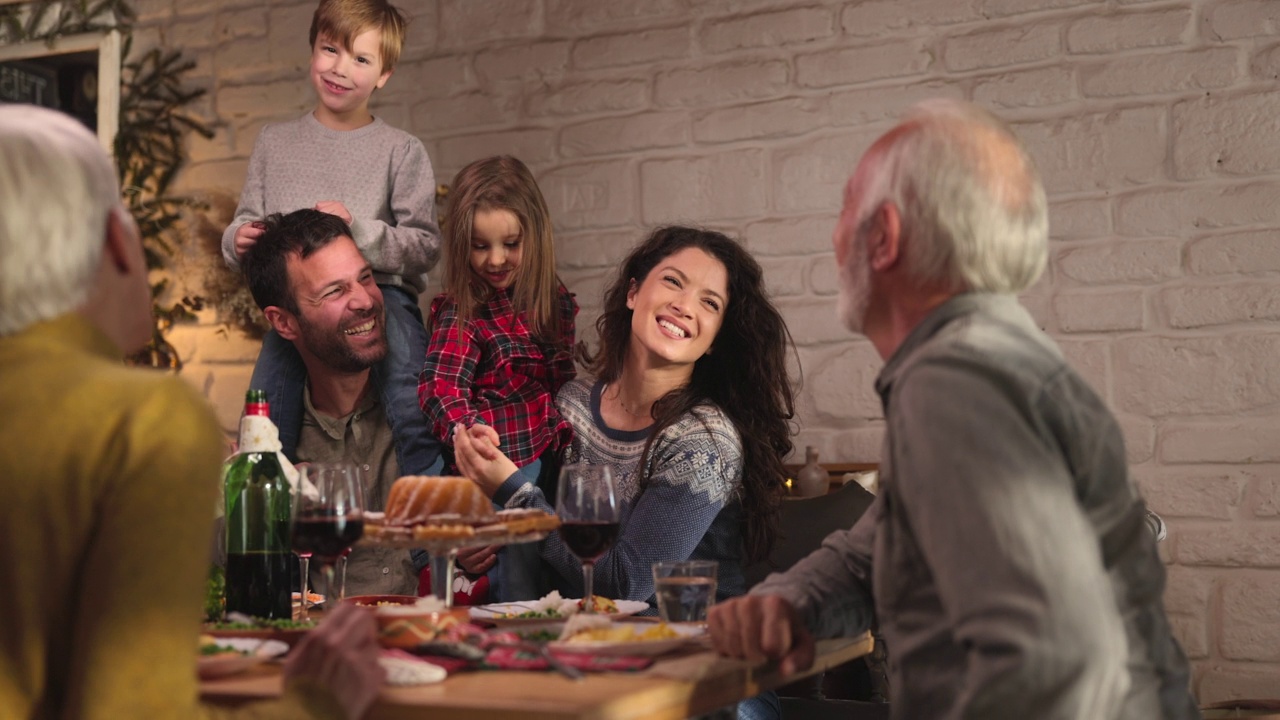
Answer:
443, 155, 561, 342
309, 0, 408, 72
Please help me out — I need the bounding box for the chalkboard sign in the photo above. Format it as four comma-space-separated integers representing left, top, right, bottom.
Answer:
0, 31, 120, 152
0, 60, 58, 107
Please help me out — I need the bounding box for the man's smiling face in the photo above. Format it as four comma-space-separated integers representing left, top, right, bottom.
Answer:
287, 236, 387, 373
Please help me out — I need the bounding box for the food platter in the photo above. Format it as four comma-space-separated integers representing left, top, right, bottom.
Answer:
470, 599, 650, 626
549, 622, 706, 657
357, 527, 552, 554
197, 638, 289, 679
201, 622, 314, 646
360, 503, 560, 608
358, 506, 559, 554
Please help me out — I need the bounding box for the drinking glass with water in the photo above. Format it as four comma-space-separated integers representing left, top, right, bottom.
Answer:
652, 560, 718, 623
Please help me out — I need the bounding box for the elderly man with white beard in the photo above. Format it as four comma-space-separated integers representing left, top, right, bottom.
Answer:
706, 100, 1200, 720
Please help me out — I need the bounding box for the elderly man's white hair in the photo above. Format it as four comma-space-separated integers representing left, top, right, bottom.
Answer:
855, 99, 1049, 294
0, 106, 122, 336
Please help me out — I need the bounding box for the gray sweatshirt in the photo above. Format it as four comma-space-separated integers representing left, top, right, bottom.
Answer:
221, 112, 441, 297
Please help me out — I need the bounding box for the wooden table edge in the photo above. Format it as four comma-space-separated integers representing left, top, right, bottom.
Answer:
200, 632, 875, 720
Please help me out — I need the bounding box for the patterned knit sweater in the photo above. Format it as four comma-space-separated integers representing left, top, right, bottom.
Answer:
494, 378, 747, 603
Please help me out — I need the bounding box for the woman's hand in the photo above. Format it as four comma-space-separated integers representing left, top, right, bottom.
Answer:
468, 423, 502, 459
453, 423, 518, 498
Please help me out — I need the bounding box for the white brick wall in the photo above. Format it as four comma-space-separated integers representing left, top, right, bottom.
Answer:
130, 0, 1280, 702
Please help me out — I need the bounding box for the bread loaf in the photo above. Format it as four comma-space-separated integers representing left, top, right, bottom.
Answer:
384, 475, 495, 525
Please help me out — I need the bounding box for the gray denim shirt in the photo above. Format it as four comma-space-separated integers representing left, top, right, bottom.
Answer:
297, 387, 416, 597
753, 293, 1198, 720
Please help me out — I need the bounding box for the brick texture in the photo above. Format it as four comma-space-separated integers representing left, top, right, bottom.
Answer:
1056, 238, 1182, 285
944, 22, 1063, 72
143, 0, 1280, 702
1173, 90, 1280, 180
702, 8, 833, 53
1220, 575, 1280, 660
1066, 8, 1191, 54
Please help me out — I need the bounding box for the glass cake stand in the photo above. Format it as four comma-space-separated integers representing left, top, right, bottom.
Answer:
358, 528, 551, 608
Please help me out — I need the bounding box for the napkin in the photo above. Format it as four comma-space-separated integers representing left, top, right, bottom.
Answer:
378, 649, 448, 686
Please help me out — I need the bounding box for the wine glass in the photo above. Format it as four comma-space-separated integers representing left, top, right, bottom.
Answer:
336, 548, 352, 603
291, 462, 365, 608
294, 550, 313, 622
555, 464, 620, 613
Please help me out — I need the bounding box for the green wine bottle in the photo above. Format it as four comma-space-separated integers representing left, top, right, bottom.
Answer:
223, 389, 292, 619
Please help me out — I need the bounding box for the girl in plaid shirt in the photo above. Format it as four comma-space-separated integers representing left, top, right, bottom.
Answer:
417, 155, 576, 602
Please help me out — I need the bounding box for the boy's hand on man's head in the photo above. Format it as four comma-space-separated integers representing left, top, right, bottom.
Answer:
232, 221, 265, 259
315, 200, 353, 224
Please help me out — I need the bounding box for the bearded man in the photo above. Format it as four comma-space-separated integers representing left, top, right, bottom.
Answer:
242, 208, 418, 596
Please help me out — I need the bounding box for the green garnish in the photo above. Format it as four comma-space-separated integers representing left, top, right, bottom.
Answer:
208, 618, 316, 631
516, 628, 560, 642
505, 609, 562, 619
199, 643, 247, 656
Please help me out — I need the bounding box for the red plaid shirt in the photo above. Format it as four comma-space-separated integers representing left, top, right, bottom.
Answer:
418, 284, 577, 468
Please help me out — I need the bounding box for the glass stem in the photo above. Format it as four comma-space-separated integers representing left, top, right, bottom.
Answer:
297, 555, 311, 622
337, 554, 348, 603
582, 561, 595, 613
321, 563, 337, 609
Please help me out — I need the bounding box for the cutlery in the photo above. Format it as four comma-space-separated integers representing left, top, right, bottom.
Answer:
532, 643, 583, 681
411, 641, 487, 661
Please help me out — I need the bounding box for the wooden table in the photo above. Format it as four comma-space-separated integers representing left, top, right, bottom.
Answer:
201, 632, 874, 720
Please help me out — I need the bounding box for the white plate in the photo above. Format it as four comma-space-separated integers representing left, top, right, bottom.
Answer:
469, 599, 650, 626
548, 622, 706, 657
197, 638, 289, 679
291, 592, 325, 606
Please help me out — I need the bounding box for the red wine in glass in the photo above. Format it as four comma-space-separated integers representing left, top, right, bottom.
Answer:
292, 508, 364, 563
292, 462, 365, 608
556, 464, 619, 613
560, 521, 620, 562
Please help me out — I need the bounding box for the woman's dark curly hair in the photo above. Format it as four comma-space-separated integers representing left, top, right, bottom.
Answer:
579, 226, 796, 563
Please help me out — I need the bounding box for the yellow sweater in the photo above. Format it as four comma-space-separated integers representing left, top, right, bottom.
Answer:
0, 314, 341, 719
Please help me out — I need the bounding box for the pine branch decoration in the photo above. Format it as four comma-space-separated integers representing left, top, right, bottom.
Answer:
3, 0, 214, 368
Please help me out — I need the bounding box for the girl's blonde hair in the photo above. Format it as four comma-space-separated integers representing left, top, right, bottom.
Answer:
442, 155, 560, 340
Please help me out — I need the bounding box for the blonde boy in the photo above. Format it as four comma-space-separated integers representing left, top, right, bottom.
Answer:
222, 0, 443, 477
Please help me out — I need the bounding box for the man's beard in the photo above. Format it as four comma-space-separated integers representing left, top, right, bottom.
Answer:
297, 309, 388, 373
836, 232, 871, 334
